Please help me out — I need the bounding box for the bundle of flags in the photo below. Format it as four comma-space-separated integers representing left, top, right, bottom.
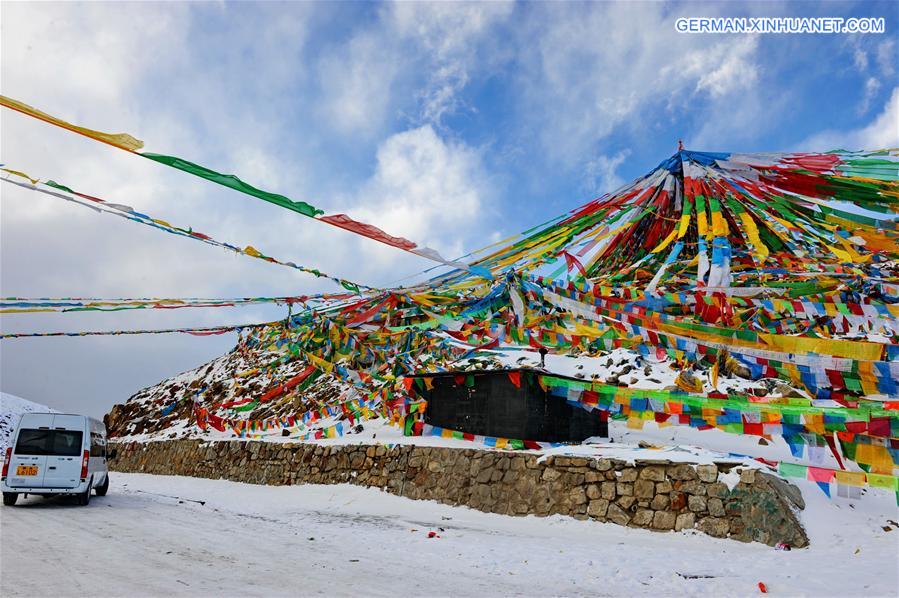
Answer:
3, 93, 898, 491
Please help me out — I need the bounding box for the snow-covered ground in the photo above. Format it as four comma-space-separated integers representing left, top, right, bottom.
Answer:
1, 473, 896, 597
0, 392, 56, 450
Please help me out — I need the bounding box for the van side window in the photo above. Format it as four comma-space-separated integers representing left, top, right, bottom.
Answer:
90, 431, 104, 457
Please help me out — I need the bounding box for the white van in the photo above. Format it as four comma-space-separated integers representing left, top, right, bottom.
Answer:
2, 413, 113, 506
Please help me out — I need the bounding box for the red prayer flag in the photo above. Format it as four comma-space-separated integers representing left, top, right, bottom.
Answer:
508, 371, 521, 388
319, 213, 418, 250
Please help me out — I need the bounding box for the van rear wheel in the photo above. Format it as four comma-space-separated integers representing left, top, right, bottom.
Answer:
2, 492, 17, 506
77, 480, 92, 506
95, 474, 109, 496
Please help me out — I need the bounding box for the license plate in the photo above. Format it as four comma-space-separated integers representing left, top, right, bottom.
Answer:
16, 465, 38, 476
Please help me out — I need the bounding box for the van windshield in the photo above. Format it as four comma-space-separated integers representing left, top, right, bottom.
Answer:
14, 429, 83, 456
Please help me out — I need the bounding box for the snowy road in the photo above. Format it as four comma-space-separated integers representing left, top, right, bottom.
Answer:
1, 473, 896, 597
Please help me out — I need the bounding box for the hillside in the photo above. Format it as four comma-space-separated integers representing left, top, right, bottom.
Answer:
0, 392, 57, 450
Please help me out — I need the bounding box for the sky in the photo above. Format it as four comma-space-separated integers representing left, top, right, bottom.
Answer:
1, 1, 897, 417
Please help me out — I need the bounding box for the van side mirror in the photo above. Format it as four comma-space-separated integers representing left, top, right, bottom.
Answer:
108, 448, 118, 460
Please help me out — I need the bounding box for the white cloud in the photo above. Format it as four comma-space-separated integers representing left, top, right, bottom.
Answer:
387, 1, 512, 59
846, 36, 895, 117
387, 1, 514, 125
342, 124, 494, 262
686, 37, 759, 98
514, 3, 764, 163
317, 30, 402, 137
800, 87, 899, 151
876, 39, 895, 77
583, 150, 631, 195
853, 46, 869, 71
315, 1, 513, 135
859, 77, 882, 115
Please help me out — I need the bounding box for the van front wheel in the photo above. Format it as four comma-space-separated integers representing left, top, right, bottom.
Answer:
95, 474, 109, 496
77, 480, 92, 506
2, 492, 17, 506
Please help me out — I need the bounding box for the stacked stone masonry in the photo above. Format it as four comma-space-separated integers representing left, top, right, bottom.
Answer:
110, 440, 808, 547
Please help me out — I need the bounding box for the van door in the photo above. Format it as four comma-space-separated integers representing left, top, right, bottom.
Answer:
8, 428, 50, 487
41, 415, 85, 489
88, 420, 107, 480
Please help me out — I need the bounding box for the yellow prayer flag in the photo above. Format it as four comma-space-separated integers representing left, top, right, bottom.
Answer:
834, 471, 866, 487
1, 95, 144, 151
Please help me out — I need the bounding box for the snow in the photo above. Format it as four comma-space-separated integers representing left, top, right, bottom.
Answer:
0, 392, 57, 451
2, 472, 896, 597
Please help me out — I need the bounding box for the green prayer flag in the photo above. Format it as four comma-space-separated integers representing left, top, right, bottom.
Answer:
866, 473, 898, 491
45, 180, 75, 194
141, 152, 323, 218
778, 462, 808, 478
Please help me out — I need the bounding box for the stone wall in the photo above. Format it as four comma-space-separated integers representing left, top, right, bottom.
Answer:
110, 439, 808, 547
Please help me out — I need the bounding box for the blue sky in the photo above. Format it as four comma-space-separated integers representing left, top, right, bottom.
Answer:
1, 1, 897, 416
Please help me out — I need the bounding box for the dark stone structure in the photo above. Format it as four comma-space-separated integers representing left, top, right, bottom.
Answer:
408, 369, 608, 443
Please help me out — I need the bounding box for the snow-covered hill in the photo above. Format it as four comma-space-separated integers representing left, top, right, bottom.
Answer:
0, 392, 57, 450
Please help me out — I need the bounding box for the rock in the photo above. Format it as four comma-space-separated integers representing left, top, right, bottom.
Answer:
587, 499, 609, 519
569, 486, 588, 505
600, 482, 617, 500
631, 509, 654, 527
708, 497, 725, 517
634, 480, 655, 499
594, 459, 613, 471
696, 517, 730, 538
773, 382, 804, 398
617, 496, 636, 510
655, 481, 673, 494
675, 512, 695, 531
696, 464, 718, 483
668, 464, 698, 481
739, 468, 757, 484
638, 466, 667, 482
619, 468, 639, 482
652, 511, 676, 530
542, 468, 562, 482
586, 484, 602, 500
616, 482, 634, 496
670, 491, 687, 511
606, 503, 631, 526
680, 480, 706, 496
764, 473, 805, 510
688, 495, 707, 512
707, 482, 729, 499
650, 494, 670, 511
